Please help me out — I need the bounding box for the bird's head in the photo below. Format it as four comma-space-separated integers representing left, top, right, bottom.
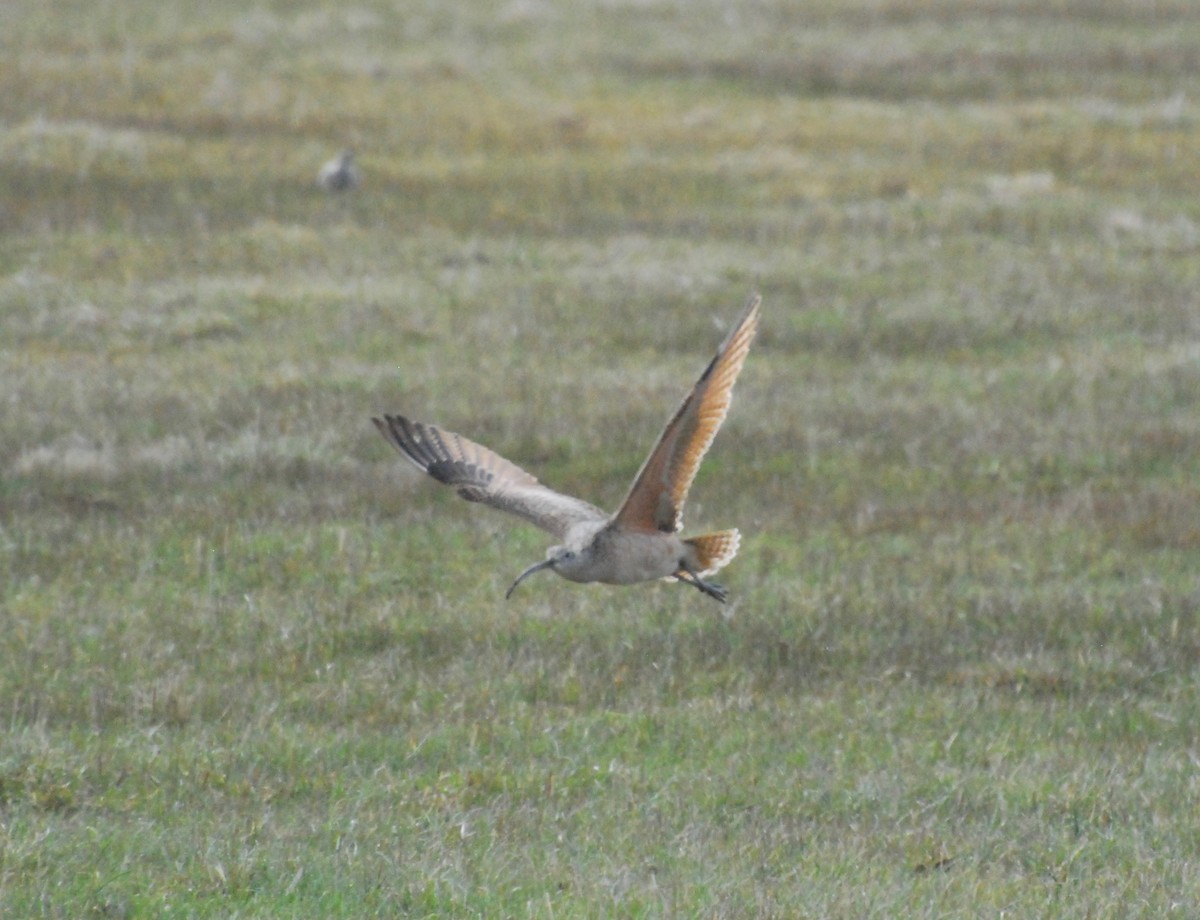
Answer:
505, 545, 587, 599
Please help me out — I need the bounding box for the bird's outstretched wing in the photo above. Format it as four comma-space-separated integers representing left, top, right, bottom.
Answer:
373, 415, 606, 540
612, 294, 761, 534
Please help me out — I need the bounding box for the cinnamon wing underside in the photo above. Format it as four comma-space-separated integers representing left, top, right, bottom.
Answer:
612, 294, 761, 533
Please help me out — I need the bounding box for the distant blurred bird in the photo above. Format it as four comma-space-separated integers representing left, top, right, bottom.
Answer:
318, 150, 359, 192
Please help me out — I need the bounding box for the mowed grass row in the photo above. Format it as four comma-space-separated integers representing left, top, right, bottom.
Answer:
2, 0, 1200, 916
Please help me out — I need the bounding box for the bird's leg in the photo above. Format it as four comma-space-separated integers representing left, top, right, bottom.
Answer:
677, 566, 729, 604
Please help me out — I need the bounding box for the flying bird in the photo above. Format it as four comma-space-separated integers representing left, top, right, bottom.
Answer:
373, 294, 762, 603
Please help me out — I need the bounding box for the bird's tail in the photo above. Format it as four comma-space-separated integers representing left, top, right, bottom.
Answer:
683, 529, 741, 577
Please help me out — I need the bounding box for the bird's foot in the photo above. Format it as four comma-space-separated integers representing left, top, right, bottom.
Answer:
678, 568, 728, 603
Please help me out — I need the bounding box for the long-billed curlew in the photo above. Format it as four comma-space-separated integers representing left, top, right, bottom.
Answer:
373, 294, 761, 603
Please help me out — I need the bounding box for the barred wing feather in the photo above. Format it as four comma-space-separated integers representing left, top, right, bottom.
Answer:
373, 415, 606, 540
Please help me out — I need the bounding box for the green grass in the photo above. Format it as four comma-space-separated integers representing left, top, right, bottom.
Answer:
3, 0, 1200, 916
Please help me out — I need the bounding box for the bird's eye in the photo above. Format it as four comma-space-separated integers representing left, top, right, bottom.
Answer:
562, 551, 575, 561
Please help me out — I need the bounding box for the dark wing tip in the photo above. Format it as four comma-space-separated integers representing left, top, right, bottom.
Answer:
373, 414, 444, 474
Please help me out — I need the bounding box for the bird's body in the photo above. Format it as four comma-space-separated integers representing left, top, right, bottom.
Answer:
318, 150, 359, 192
552, 523, 691, 585
373, 294, 761, 603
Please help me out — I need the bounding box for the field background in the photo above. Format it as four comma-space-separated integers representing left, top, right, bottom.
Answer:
3, 0, 1200, 916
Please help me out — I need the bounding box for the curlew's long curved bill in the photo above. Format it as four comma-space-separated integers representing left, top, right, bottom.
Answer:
613, 293, 761, 534
373, 415, 606, 540
505, 558, 556, 599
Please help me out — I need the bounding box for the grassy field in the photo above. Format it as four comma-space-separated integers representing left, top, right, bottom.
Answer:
3, 0, 1200, 916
